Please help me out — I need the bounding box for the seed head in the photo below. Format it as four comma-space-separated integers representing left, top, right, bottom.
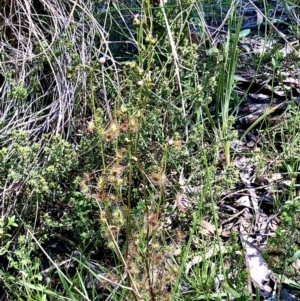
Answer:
136, 67, 144, 76
105, 225, 119, 240
87, 120, 96, 132
113, 177, 124, 187
110, 165, 123, 177
150, 173, 166, 186
109, 122, 119, 133
151, 242, 160, 250
112, 208, 124, 225
107, 241, 116, 251
147, 213, 158, 226
97, 177, 106, 190
103, 122, 120, 142
126, 263, 139, 276
100, 210, 107, 223
120, 121, 129, 132
80, 180, 89, 194
130, 61, 137, 69
133, 18, 140, 26
94, 192, 107, 202
128, 118, 139, 132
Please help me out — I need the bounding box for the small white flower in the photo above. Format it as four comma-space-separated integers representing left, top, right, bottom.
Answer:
99, 57, 106, 65
137, 80, 144, 87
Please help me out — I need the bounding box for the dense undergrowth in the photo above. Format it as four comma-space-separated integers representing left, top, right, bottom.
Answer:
1, 0, 300, 300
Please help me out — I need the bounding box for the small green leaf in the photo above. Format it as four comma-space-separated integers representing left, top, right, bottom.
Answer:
271, 57, 276, 67
223, 282, 241, 298
239, 29, 250, 38
292, 250, 300, 261
274, 273, 300, 289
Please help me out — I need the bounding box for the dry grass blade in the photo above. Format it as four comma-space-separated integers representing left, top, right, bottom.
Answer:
0, 0, 116, 140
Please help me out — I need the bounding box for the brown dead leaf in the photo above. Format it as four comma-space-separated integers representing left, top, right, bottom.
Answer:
174, 192, 186, 213
220, 230, 232, 237
199, 220, 216, 236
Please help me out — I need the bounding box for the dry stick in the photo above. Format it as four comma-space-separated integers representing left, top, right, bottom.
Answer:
160, 5, 184, 115
64, 0, 79, 32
